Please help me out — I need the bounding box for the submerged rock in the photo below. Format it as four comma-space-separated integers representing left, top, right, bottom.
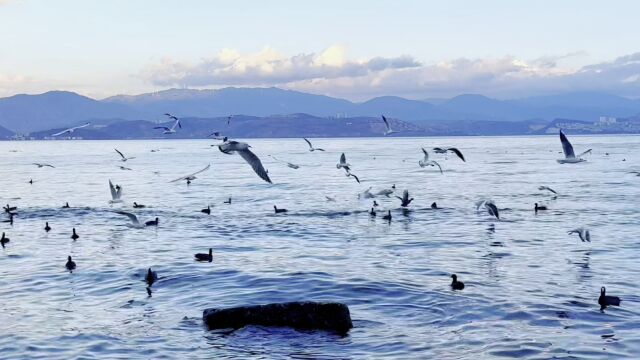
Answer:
203, 301, 353, 335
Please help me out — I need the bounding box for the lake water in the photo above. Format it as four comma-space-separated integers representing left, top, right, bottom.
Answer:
0, 136, 639, 359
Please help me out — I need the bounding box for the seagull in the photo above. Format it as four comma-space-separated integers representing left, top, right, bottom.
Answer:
433, 147, 448, 154
154, 118, 181, 134
433, 147, 465, 162
118, 166, 133, 171
195, 248, 213, 262
51, 122, 91, 137
336, 153, 351, 171
164, 113, 178, 121
346, 170, 361, 183
145, 268, 158, 287
557, 130, 591, 163
303, 138, 325, 152
419, 148, 443, 174
538, 186, 558, 194
115, 149, 135, 162
568, 228, 591, 242
169, 164, 210, 183
218, 141, 272, 183
477, 200, 499, 220
109, 180, 123, 203
381, 115, 398, 136
396, 189, 413, 207
33, 163, 55, 168
451, 274, 465, 290
65, 256, 76, 272
598, 287, 621, 310
115, 211, 156, 228
376, 189, 394, 197
269, 155, 300, 169
208, 131, 226, 140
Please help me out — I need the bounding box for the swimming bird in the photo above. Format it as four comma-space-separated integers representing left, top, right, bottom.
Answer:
431, 202, 438, 209
133, 202, 146, 208
195, 248, 213, 262
224, 197, 232, 204
1, 232, 9, 248
269, 155, 300, 169
598, 287, 621, 310
382, 210, 392, 221
568, 228, 591, 242
28, 179, 33, 184
2, 212, 14, 225
396, 189, 413, 207
154, 118, 181, 134
274, 205, 288, 214
303, 138, 325, 152
169, 164, 210, 184
451, 274, 465, 290
534, 203, 548, 213
373, 200, 379, 207
109, 180, 123, 203
419, 148, 443, 174
3, 204, 16, 213
118, 166, 133, 171
433, 147, 466, 162
381, 115, 398, 136
62, 202, 70, 208
44, 222, 51, 232
145, 218, 159, 227
336, 153, 351, 171
115, 149, 135, 162
65, 256, 76, 272
218, 141, 271, 183
71, 228, 79, 240
557, 130, 591, 164
33, 163, 55, 168
538, 186, 558, 194
51, 122, 91, 137
369, 208, 376, 216
201, 205, 211, 215
145, 268, 158, 287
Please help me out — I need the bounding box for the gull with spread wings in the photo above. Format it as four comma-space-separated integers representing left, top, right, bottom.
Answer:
218, 141, 272, 183
169, 164, 211, 183
51, 122, 91, 137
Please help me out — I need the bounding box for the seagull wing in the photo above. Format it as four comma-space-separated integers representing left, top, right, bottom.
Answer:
340, 153, 346, 165
169, 164, 211, 183
447, 148, 466, 162
421, 148, 429, 161
116, 211, 140, 225
115, 149, 125, 160
154, 126, 170, 131
382, 115, 390, 131
485, 202, 499, 219
577, 149, 592, 158
51, 129, 70, 137
237, 149, 272, 183
559, 130, 576, 159
109, 180, 117, 200
432, 161, 443, 174
303, 138, 313, 150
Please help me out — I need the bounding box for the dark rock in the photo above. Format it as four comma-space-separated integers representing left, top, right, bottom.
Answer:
203, 301, 353, 335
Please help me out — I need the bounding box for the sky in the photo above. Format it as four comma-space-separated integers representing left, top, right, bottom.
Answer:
1, 0, 639, 100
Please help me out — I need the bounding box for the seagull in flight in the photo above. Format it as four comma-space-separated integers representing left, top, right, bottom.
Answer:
557, 130, 591, 164
118, 166, 133, 171
208, 131, 226, 140
115, 149, 135, 162
33, 163, 55, 168
164, 113, 178, 121
432, 147, 466, 162
169, 164, 210, 183
227, 115, 233, 125
419, 148, 443, 174
538, 186, 558, 194
303, 138, 325, 152
268, 155, 300, 169
346, 170, 361, 183
336, 153, 351, 171
154, 118, 181, 134
568, 228, 591, 242
115, 211, 157, 229
109, 180, 123, 204
381, 115, 398, 136
218, 140, 272, 183
51, 122, 91, 137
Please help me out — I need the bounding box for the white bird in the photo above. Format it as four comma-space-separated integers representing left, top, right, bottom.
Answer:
33, 163, 55, 168
419, 148, 443, 174
303, 138, 325, 152
169, 164, 210, 183
336, 153, 351, 171
218, 141, 272, 183
268, 155, 300, 169
568, 228, 591, 242
115, 149, 135, 162
381, 115, 398, 136
361, 187, 375, 199
433, 147, 466, 162
557, 130, 591, 164
109, 180, 123, 203
115, 211, 155, 229
376, 188, 394, 197
154, 118, 181, 134
51, 122, 91, 137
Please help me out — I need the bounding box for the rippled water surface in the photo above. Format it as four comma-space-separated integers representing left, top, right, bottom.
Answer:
1, 136, 639, 359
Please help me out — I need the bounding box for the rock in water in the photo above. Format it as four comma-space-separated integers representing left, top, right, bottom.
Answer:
203, 301, 353, 335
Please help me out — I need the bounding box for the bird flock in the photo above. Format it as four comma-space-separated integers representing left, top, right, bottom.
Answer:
2, 118, 621, 312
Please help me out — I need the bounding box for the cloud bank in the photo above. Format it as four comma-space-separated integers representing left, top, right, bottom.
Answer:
144, 46, 640, 100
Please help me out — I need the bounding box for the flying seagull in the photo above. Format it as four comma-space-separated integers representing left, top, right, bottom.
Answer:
568, 228, 591, 242
336, 153, 351, 171
218, 141, 272, 183
303, 138, 325, 152
115, 149, 135, 162
115, 211, 157, 229
118, 166, 133, 171
164, 113, 178, 121
432, 147, 466, 162
346, 170, 361, 183
154, 118, 181, 134
51, 122, 91, 137
169, 164, 211, 183
208, 131, 226, 140
419, 148, 443, 174
538, 186, 558, 194
381, 115, 398, 136
558, 130, 591, 164
109, 180, 123, 203
33, 163, 55, 168
268, 155, 300, 169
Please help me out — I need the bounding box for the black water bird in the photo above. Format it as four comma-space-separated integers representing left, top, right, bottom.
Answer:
71, 228, 79, 240
65, 256, 76, 272
274, 205, 288, 214
382, 210, 392, 221
396, 190, 413, 207
146, 268, 158, 287
62, 202, 70, 208
195, 248, 213, 262
29, 179, 33, 184
201, 205, 211, 215
3, 204, 16, 213
224, 197, 232, 204
133, 202, 146, 208
598, 287, 621, 310
373, 200, 379, 207
431, 202, 438, 209
44, 222, 51, 232
1, 232, 9, 248
451, 274, 465, 290
369, 208, 376, 216
534, 203, 547, 213
145, 217, 159, 227
2, 212, 14, 225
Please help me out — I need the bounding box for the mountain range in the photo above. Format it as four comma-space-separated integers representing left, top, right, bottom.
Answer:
0, 87, 639, 134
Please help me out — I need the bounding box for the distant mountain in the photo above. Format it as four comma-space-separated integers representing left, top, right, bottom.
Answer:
0, 124, 14, 138
0, 91, 140, 133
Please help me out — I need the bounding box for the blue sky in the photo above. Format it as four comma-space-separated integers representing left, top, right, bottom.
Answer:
1, 0, 639, 100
